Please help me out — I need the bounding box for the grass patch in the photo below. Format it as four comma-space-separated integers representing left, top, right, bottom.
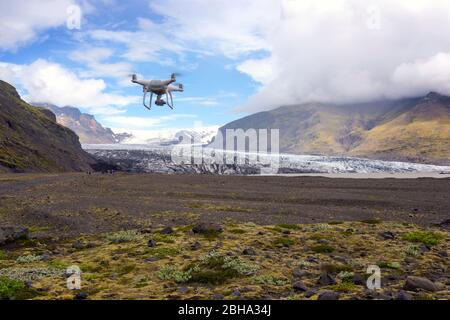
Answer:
158, 251, 259, 285
328, 221, 344, 225
147, 247, 180, 259
378, 261, 401, 270
0, 277, 39, 300
321, 264, 352, 273
360, 219, 382, 225
229, 228, 246, 234
273, 237, 295, 247
252, 275, 289, 286
328, 282, 358, 292
402, 231, 443, 246
276, 224, 300, 230
0, 250, 7, 260
186, 202, 252, 213
153, 233, 176, 244
310, 244, 335, 253
106, 230, 142, 243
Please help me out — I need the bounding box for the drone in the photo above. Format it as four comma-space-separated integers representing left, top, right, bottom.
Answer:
131, 73, 184, 110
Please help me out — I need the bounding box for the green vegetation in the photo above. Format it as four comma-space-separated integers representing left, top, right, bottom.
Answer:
0, 277, 39, 300
402, 231, 443, 246
273, 237, 295, 247
147, 247, 180, 259
16, 254, 42, 264
158, 251, 259, 285
276, 224, 300, 230
105, 230, 142, 243
252, 275, 289, 286
360, 219, 382, 225
311, 244, 335, 253
329, 282, 358, 292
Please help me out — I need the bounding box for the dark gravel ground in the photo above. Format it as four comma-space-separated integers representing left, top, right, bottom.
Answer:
0, 173, 449, 238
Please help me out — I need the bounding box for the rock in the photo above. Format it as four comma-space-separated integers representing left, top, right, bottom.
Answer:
353, 274, 365, 286
145, 257, 159, 262
404, 276, 438, 292
419, 244, 430, 253
74, 292, 89, 300
257, 231, 265, 236
147, 239, 157, 248
242, 248, 257, 256
292, 281, 307, 292
282, 230, 291, 235
192, 222, 223, 235
305, 289, 316, 298
178, 287, 189, 294
40, 252, 51, 261
190, 241, 201, 250
160, 227, 173, 235
212, 294, 224, 300
72, 240, 86, 250
318, 291, 339, 300
379, 231, 396, 240
0, 226, 28, 246
318, 272, 336, 286
292, 268, 306, 278
438, 218, 450, 229
231, 290, 241, 297
436, 251, 447, 258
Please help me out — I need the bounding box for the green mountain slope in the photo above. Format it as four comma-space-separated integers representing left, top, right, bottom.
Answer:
0, 80, 94, 172
219, 93, 450, 165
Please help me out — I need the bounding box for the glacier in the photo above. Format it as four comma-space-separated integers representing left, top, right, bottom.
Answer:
83, 144, 450, 175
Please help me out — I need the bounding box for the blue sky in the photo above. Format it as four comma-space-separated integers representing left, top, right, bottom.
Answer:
0, 0, 271, 140
1, 0, 450, 141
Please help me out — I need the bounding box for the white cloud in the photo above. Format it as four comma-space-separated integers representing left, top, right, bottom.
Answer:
69, 47, 133, 78
134, 0, 450, 112
0, 0, 77, 51
0, 59, 138, 114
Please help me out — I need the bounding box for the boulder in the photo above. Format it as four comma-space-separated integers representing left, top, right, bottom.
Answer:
0, 226, 28, 246
192, 222, 223, 234
404, 276, 438, 292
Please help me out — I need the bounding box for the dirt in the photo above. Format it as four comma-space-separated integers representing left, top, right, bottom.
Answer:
0, 173, 448, 300
0, 173, 449, 238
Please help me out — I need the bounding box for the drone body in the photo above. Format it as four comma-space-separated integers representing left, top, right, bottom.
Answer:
131, 73, 184, 110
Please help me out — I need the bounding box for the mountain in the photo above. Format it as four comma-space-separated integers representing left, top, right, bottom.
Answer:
217, 92, 450, 165
142, 129, 218, 146
32, 103, 132, 144
0, 80, 94, 172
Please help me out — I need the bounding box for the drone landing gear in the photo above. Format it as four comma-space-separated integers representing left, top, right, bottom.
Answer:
142, 91, 174, 110
143, 91, 152, 110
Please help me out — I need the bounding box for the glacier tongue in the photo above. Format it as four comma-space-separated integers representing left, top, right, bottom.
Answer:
83, 144, 450, 175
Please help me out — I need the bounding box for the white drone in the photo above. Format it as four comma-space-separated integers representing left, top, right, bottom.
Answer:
131, 73, 184, 110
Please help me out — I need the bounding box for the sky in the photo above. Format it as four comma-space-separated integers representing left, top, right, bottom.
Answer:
1, 0, 450, 140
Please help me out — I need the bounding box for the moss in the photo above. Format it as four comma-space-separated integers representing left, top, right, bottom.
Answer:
276, 224, 300, 230
153, 234, 176, 244
328, 221, 344, 225
311, 244, 335, 253
328, 282, 358, 292
402, 231, 443, 246
252, 275, 289, 286
105, 230, 142, 243
0, 250, 7, 260
360, 219, 382, 225
117, 264, 136, 275
0, 277, 39, 300
321, 264, 352, 273
273, 237, 295, 247
229, 228, 246, 234
146, 247, 180, 259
